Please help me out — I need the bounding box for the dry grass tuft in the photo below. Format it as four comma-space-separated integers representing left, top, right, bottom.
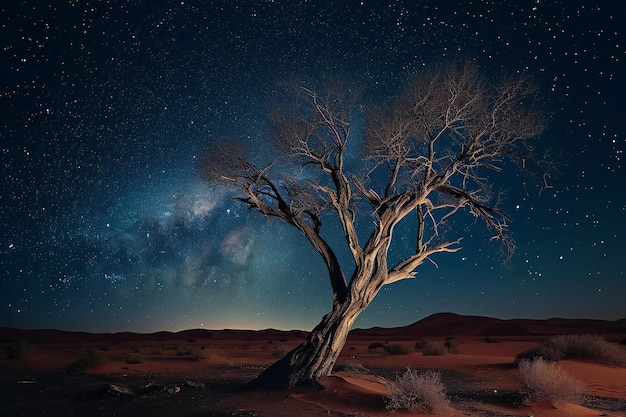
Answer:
383, 343, 412, 355
67, 349, 107, 374
543, 334, 626, 367
385, 368, 449, 413
518, 358, 585, 405
422, 340, 446, 356
517, 334, 626, 367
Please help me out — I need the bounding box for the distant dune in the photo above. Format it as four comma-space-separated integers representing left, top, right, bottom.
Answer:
350, 312, 626, 340
2, 312, 625, 343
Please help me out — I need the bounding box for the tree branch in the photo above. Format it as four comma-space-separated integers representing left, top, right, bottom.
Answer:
386, 240, 462, 284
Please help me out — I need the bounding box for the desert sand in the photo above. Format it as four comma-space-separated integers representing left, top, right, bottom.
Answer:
1, 313, 625, 416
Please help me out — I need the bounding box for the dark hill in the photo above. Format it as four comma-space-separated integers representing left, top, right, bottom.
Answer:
2, 313, 625, 343
349, 312, 626, 340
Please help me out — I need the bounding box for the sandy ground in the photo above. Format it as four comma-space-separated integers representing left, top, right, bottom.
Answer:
1, 333, 626, 417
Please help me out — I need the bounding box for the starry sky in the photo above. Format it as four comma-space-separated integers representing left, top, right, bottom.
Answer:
1, 1, 624, 333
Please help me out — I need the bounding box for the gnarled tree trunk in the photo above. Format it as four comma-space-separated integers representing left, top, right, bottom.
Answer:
248, 296, 371, 389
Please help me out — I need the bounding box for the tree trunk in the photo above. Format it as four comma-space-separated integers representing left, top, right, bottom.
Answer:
247, 296, 367, 390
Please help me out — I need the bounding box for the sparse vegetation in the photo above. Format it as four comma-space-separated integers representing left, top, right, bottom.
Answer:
422, 341, 446, 356
67, 349, 107, 374
517, 359, 585, 405
414, 339, 429, 350
4, 340, 30, 359
483, 337, 500, 344
515, 346, 562, 363
383, 343, 412, 355
444, 337, 459, 354
368, 342, 385, 351
386, 368, 449, 413
191, 348, 210, 361
516, 334, 626, 367
177, 347, 210, 361
333, 361, 369, 374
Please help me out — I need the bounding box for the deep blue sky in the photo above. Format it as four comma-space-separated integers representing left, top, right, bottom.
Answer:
1, 1, 624, 332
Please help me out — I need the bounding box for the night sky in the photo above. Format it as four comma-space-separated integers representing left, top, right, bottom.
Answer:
1, 1, 624, 333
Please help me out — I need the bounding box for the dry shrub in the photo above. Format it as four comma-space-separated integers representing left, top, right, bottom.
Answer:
67, 349, 107, 374
518, 359, 585, 404
516, 334, 626, 367
422, 340, 446, 356
191, 348, 210, 361
368, 342, 385, 351
444, 338, 460, 354
383, 343, 412, 355
543, 334, 626, 367
4, 340, 30, 359
176, 346, 210, 361
386, 368, 449, 413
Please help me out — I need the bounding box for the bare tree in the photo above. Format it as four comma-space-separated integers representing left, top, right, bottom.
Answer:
200, 62, 547, 389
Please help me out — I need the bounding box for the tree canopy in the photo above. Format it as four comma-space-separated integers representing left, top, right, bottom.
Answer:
200, 62, 548, 388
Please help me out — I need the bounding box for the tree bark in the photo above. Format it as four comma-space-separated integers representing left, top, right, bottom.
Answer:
247, 296, 368, 390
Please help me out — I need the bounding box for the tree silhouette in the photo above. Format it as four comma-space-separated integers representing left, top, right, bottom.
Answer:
200, 62, 547, 389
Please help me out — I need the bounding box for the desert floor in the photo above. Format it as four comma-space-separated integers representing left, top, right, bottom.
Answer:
2, 335, 626, 416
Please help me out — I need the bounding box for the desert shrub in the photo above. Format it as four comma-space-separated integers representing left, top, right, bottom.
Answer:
67, 349, 106, 374
177, 347, 209, 361
368, 342, 385, 351
422, 341, 446, 356
414, 339, 429, 350
542, 334, 626, 367
333, 361, 369, 374
515, 346, 562, 363
517, 359, 585, 404
386, 368, 449, 413
383, 344, 412, 355
483, 337, 500, 344
517, 335, 626, 367
190, 348, 209, 361
4, 340, 30, 359
444, 338, 459, 354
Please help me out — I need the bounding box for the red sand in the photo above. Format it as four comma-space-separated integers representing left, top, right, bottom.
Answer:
2, 314, 625, 416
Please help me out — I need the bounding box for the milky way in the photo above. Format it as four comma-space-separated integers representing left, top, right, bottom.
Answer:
1, 1, 624, 332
